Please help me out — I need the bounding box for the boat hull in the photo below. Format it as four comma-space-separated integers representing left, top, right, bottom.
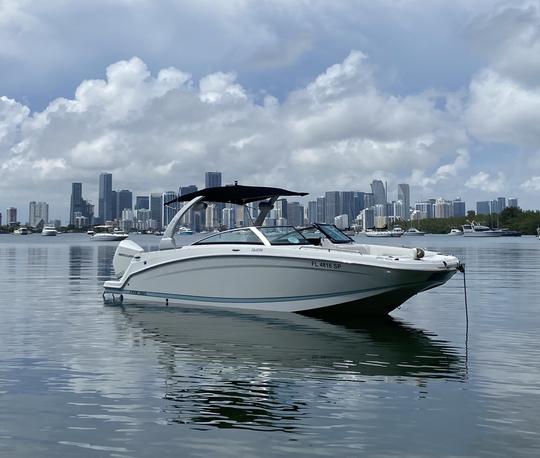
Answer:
104, 252, 457, 315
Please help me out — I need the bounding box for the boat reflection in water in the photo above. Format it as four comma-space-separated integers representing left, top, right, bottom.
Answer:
119, 305, 465, 431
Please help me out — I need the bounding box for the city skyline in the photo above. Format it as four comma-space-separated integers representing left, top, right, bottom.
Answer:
2, 2, 540, 221
1, 169, 524, 229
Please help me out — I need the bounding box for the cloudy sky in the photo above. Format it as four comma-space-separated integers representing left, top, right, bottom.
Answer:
1, 0, 540, 222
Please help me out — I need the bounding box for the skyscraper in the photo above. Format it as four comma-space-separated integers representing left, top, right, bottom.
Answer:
205, 172, 222, 189
316, 197, 326, 223
286, 202, 304, 227
70, 183, 83, 225
162, 191, 177, 227
452, 198, 466, 217
111, 190, 118, 220
135, 195, 149, 210
6, 207, 17, 225
28, 201, 49, 227
397, 184, 410, 219
180, 185, 198, 196
117, 190, 133, 213
371, 180, 387, 205
98, 173, 113, 223
150, 193, 163, 228
476, 201, 490, 215
508, 198, 518, 208
324, 191, 340, 224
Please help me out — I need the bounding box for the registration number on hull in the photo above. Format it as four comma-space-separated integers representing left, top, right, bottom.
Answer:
311, 260, 342, 270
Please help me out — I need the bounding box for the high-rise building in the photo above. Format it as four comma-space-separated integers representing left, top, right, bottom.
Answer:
150, 193, 163, 228
286, 202, 304, 227
353, 192, 366, 220
497, 197, 507, 213
180, 185, 198, 196
316, 197, 325, 223
162, 191, 178, 227
98, 172, 113, 223
6, 207, 17, 225
371, 180, 387, 205
434, 198, 452, 218
275, 199, 288, 221
334, 214, 349, 229
111, 190, 118, 220
360, 207, 375, 230
415, 202, 433, 219
222, 207, 235, 229
29, 201, 49, 227
397, 184, 410, 219
117, 190, 133, 213
476, 201, 490, 215
325, 191, 340, 224
508, 198, 518, 208
135, 196, 149, 210
452, 198, 466, 217
70, 183, 83, 226
340, 191, 355, 224
205, 172, 222, 189
307, 201, 317, 224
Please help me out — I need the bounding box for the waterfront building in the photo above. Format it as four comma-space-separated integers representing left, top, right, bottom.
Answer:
334, 214, 349, 229
452, 198, 466, 217
364, 192, 375, 208
205, 204, 218, 230
360, 207, 375, 230
135, 196, 149, 210
371, 180, 387, 205
275, 199, 288, 221
29, 201, 49, 227
353, 192, 367, 219
307, 201, 317, 224
111, 190, 118, 220
6, 207, 17, 226
180, 185, 198, 196
98, 173, 113, 223
287, 202, 304, 227
374, 204, 388, 228
134, 209, 154, 231
205, 172, 222, 188
222, 207, 235, 229
73, 212, 89, 228
70, 183, 93, 226
397, 184, 410, 219
393, 200, 407, 220
497, 197, 507, 213
162, 191, 178, 227
325, 191, 340, 224
150, 193, 163, 228
341, 191, 355, 225
434, 198, 452, 219
476, 201, 490, 215
508, 198, 518, 208
316, 197, 325, 223
414, 202, 433, 219
117, 190, 133, 214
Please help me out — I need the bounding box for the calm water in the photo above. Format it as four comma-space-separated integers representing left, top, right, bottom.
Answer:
1, 233, 540, 457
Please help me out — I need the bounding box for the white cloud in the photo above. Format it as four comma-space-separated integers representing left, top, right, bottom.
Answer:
465, 171, 506, 193
521, 176, 540, 191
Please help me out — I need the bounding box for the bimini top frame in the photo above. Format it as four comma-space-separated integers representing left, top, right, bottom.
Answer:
159, 184, 308, 250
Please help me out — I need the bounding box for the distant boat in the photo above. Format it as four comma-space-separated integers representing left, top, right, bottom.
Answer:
365, 227, 403, 238
90, 225, 129, 242
448, 228, 463, 236
178, 226, 194, 235
403, 228, 426, 236
41, 226, 58, 236
14, 227, 29, 235
462, 222, 501, 237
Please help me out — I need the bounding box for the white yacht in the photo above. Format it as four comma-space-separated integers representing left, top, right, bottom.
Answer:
14, 227, 29, 235
91, 226, 129, 242
103, 185, 461, 315
41, 225, 58, 236
461, 221, 501, 237
403, 228, 426, 236
448, 228, 463, 236
365, 227, 403, 238
178, 226, 194, 235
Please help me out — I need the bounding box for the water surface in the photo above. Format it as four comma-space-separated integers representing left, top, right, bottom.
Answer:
1, 233, 539, 456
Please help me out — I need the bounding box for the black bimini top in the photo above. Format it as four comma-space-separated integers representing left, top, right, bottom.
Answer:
165, 184, 308, 206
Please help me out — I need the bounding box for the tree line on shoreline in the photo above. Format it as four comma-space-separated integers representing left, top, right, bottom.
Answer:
401, 208, 540, 235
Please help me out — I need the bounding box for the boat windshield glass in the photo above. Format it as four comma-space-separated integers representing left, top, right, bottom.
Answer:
194, 228, 264, 245
258, 227, 310, 245
315, 224, 353, 244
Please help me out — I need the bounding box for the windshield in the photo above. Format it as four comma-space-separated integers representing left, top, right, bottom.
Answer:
259, 226, 310, 245
193, 228, 264, 245
315, 224, 354, 244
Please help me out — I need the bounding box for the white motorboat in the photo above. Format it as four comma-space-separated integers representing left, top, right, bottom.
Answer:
103, 185, 461, 315
364, 227, 403, 238
41, 225, 58, 236
462, 221, 501, 237
91, 226, 129, 241
403, 228, 426, 236
178, 226, 194, 235
448, 228, 463, 236
14, 227, 29, 235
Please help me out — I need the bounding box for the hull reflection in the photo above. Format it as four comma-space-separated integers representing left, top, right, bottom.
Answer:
118, 306, 465, 431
